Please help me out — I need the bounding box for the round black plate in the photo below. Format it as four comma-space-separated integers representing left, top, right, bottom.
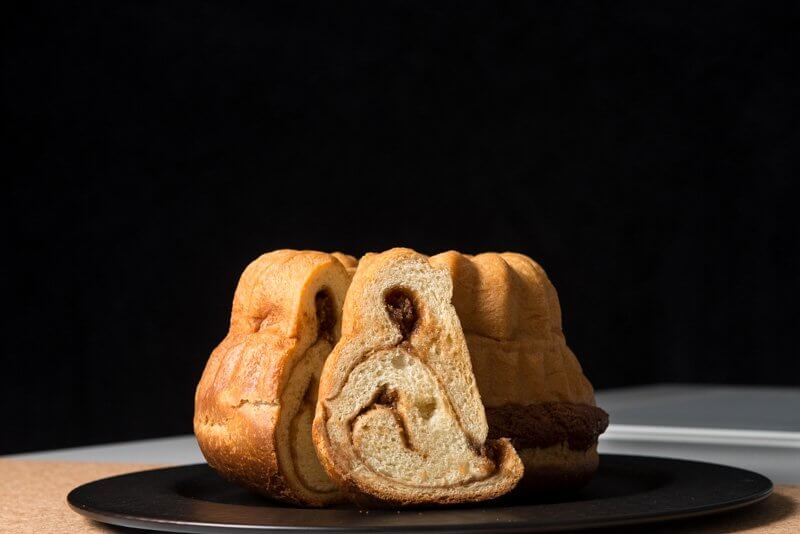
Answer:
68, 455, 772, 533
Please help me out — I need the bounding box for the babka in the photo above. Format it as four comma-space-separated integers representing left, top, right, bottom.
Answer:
194, 250, 354, 505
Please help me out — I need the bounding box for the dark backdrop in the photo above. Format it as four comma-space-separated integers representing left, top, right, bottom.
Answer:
4, 1, 798, 454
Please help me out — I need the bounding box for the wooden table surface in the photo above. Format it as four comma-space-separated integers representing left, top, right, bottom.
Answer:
1, 459, 798, 533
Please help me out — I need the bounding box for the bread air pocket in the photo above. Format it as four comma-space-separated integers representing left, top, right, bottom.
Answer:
312, 248, 522, 507
194, 250, 354, 506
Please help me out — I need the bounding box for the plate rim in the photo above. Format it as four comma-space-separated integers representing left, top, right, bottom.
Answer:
66, 454, 774, 533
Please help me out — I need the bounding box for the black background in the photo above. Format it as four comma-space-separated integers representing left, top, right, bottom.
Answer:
4, 1, 798, 454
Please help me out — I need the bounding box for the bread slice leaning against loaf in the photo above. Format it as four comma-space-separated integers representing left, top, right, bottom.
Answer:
312, 248, 523, 506
194, 250, 354, 506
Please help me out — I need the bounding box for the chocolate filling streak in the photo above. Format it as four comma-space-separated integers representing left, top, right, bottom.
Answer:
486, 403, 609, 451
343, 367, 499, 489
350, 385, 417, 452
334, 287, 497, 485
343, 347, 485, 467
315, 290, 336, 343
379, 288, 485, 455
323, 288, 418, 401
384, 288, 417, 339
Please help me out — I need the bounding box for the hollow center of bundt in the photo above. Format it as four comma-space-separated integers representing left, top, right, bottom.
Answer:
315, 289, 335, 342
384, 288, 417, 339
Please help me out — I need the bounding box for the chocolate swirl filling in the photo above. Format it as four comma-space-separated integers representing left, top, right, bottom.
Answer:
486, 403, 609, 451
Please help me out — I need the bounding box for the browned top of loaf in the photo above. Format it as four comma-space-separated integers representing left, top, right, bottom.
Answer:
195, 249, 352, 431
429, 251, 596, 408
331, 252, 358, 276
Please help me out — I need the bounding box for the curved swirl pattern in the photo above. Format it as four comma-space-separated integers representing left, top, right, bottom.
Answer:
313, 249, 522, 506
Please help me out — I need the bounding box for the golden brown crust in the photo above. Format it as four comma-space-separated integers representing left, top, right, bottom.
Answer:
331, 252, 358, 276
429, 251, 606, 491
193, 250, 351, 506
430, 251, 596, 407
324, 438, 522, 508
313, 248, 523, 507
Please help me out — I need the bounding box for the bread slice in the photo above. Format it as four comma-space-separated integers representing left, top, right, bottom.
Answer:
312, 248, 523, 506
429, 251, 608, 492
194, 250, 354, 506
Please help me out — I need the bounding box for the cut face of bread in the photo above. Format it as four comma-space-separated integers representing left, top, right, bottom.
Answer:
313, 248, 523, 506
194, 250, 352, 506
429, 251, 609, 491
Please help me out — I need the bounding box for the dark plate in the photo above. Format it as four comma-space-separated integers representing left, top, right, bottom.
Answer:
67, 454, 772, 533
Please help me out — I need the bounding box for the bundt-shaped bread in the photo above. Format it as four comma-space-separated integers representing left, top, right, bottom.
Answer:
313, 248, 523, 506
429, 251, 608, 492
194, 250, 354, 506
